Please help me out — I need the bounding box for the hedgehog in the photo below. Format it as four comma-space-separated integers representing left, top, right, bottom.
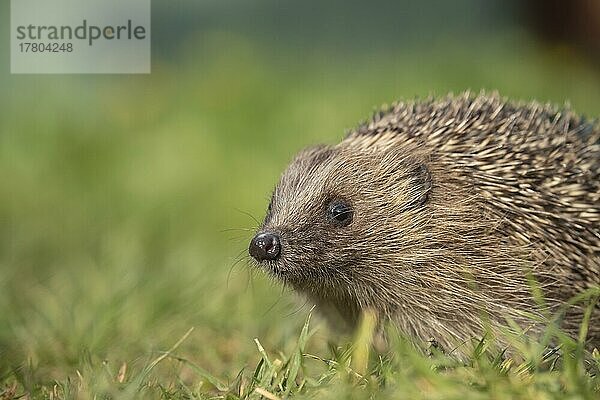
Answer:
248, 92, 600, 356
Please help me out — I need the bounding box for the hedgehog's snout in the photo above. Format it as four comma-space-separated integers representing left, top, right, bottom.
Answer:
249, 232, 281, 262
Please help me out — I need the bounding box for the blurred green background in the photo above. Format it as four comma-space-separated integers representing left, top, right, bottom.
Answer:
1, 0, 599, 393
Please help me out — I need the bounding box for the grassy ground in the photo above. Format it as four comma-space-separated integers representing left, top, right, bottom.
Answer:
1, 33, 600, 399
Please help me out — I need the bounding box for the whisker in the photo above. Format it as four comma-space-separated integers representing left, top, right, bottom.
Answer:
220, 227, 255, 233
284, 296, 311, 319
227, 248, 250, 288
226, 235, 251, 243
262, 285, 286, 316
233, 208, 261, 227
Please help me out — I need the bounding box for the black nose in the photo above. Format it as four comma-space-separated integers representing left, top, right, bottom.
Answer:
249, 232, 281, 261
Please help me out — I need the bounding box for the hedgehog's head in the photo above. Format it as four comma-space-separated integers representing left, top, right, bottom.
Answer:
248, 133, 433, 301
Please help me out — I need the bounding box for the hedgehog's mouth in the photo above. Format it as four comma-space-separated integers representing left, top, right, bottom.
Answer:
257, 259, 291, 280
254, 258, 308, 286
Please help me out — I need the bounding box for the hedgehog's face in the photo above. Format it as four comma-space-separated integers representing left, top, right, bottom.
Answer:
248, 138, 432, 293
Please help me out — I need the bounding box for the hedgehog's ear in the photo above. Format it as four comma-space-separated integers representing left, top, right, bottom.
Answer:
401, 163, 432, 212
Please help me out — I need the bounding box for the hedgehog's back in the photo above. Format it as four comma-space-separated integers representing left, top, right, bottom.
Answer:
349, 93, 600, 345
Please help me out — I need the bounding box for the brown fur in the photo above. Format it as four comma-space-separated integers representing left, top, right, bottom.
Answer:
251, 92, 600, 356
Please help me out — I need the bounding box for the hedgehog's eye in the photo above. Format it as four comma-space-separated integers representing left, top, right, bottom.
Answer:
327, 201, 353, 227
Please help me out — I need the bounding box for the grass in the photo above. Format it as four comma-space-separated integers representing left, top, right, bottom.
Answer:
6, 308, 599, 400
1, 32, 600, 399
